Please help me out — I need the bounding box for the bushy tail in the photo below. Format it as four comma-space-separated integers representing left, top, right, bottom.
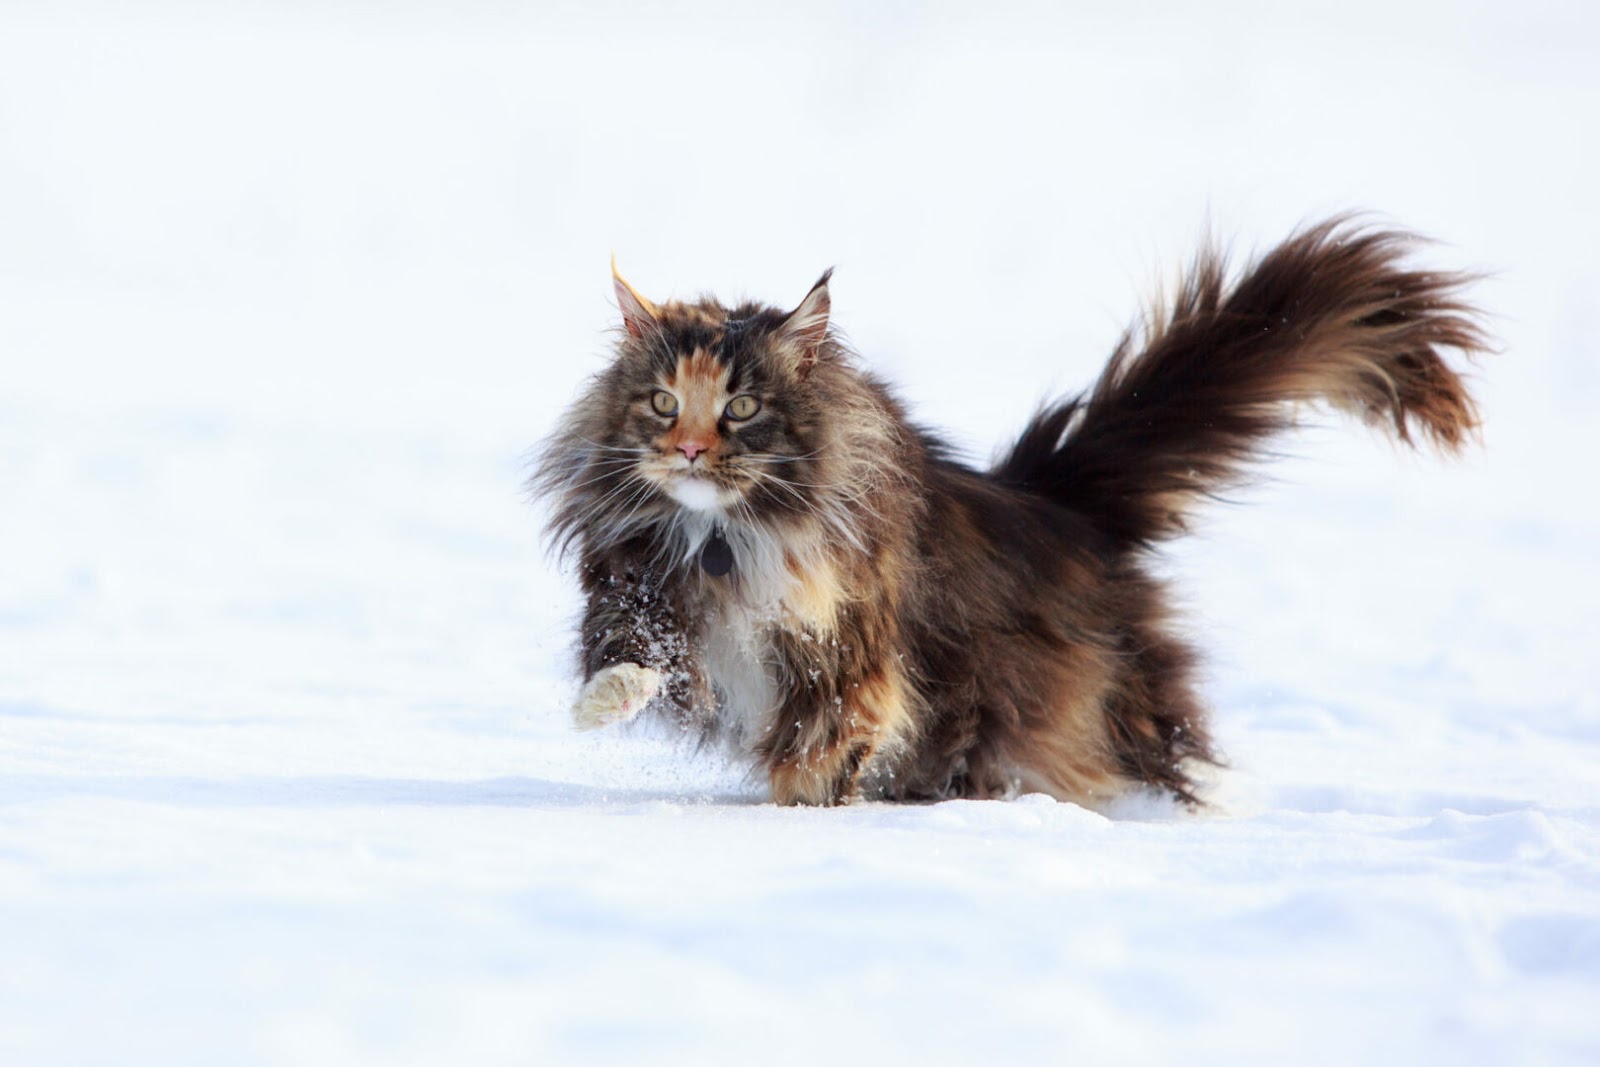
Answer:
995, 217, 1492, 548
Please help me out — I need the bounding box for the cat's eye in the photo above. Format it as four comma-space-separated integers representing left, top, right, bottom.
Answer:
650, 390, 679, 417
724, 395, 761, 421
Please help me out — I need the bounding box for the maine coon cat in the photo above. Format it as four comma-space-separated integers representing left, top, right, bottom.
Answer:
534, 217, 1488, 806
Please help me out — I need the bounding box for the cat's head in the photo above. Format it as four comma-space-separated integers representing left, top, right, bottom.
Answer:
540, 263, 872, 560
600, 261, 835, 519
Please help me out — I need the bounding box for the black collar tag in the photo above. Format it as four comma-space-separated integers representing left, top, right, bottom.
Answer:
700, 531, 734, 577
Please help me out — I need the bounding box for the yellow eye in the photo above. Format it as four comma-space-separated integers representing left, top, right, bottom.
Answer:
725, 395, 761, 421
650, 390, 679, 416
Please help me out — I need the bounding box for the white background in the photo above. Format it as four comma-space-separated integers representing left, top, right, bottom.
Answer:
2, 2, 1597, 1063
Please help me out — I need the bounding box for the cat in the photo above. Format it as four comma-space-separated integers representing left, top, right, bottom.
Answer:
532, 217, 1488, 807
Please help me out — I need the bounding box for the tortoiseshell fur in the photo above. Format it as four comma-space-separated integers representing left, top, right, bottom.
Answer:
534, 219, 1489, 806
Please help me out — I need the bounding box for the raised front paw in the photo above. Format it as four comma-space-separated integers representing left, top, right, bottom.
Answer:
573, 663, 662, 731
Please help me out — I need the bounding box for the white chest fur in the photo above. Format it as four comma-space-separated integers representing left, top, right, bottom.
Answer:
700, 604, 780, 750
691, 523, 841, 751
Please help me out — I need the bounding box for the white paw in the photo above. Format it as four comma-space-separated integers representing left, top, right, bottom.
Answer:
573, 663, 663, 731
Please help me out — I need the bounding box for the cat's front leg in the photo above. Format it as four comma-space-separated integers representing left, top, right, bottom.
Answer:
762, 627, 914, 806
573, 554, 699, 730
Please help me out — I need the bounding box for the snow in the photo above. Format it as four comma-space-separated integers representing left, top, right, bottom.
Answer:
3, 1, 1598, 1063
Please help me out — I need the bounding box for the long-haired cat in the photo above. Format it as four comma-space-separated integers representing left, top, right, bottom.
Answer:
533, 217, 1488, 806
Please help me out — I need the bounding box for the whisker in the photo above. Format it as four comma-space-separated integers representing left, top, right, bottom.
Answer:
585, 472, 655, 517
558, 459, 651, 492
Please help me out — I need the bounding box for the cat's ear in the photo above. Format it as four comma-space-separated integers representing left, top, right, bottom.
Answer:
780, 268, 833, 371
611, 256, 661, 339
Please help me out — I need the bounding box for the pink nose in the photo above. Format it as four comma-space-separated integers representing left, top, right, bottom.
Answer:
678, 441, 706, 462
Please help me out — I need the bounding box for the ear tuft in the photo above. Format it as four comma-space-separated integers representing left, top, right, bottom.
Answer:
782, 268, 833, 367
612, 255, 661, 339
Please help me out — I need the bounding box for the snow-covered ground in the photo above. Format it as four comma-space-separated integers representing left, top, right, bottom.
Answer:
3, 2, 1598, 1063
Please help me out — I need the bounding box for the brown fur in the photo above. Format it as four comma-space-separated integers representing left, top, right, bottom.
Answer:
534, 217, 1489, 806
